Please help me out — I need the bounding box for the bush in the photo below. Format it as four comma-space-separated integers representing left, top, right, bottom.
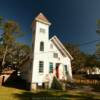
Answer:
51, 76, 63, 90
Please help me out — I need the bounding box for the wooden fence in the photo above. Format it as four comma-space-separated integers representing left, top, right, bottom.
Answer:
73, 74, 100, 85
74, 79, 100, 85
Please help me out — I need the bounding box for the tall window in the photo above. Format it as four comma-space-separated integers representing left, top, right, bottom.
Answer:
40, 28, 45, 33
39, 61, 44, 73
49, 62, 53, 73
40, 42, 44, 51
64, 65, 68, 74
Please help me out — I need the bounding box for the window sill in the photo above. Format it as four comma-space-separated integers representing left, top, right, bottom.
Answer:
39, 73, 44, 75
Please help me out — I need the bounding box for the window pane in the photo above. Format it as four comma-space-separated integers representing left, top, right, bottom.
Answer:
50, 44, 53, 49
39, 61, 44, 73
40, 28, 45, 33
64, 65, 67, 74
53, 53, 58, 58
40, 42, 44, 51
49, 62, 53, 73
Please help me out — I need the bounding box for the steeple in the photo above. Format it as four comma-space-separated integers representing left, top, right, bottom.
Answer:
35, 13, 51, 25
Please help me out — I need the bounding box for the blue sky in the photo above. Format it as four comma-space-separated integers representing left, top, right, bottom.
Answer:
0, 0, 100, 54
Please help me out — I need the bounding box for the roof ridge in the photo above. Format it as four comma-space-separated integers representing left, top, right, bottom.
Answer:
51, 35, 73, 60
35, 13, 51, 25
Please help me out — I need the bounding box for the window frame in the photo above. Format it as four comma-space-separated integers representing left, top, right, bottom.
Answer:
39, 61, 44, 73
64, 65, 68, 74
50, 44, 53, 49
40, 28, 45, 33
49, 62, 53, 73
40, 41, 44, 51
53, 53, 58, 58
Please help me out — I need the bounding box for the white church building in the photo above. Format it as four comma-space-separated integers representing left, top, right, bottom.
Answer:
20, 13, 73, 90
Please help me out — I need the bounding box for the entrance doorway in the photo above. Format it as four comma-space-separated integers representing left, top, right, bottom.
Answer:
56, 63, 60, 78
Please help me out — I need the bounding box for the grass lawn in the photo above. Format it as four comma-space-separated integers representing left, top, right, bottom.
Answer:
0, 86, 100, 100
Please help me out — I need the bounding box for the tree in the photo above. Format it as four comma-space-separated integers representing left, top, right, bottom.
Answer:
96, 19, 100, 59
0, 18, 19, 71
0, 17, 31, 73
85, 54, 100, 68
64, 42, 100, 74
96, 19, 100, 33
64, 43, 87, 73
12, 43, 31, 67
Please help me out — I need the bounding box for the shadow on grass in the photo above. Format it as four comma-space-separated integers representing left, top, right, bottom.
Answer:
92, 85, 100, 92
74, 83, 100, 93
3, 71, 29, 90
13, 90, 97, 100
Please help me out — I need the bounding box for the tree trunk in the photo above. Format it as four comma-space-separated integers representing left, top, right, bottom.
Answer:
2, 45, 8, 68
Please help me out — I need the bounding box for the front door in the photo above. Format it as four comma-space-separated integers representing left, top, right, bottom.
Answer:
56, 63, 60, 78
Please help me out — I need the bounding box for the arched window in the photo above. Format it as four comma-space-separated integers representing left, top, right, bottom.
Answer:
40, 42, 44, 51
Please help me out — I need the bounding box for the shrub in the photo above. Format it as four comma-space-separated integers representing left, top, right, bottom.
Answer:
51, 76, 63, 90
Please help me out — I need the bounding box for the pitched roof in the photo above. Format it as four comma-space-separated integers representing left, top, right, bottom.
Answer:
50, 35, 73, 60
35, 13, 51, 25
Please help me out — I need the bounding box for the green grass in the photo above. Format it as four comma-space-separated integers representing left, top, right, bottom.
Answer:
0, 86, 26, 100
0, 86, 100, 100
